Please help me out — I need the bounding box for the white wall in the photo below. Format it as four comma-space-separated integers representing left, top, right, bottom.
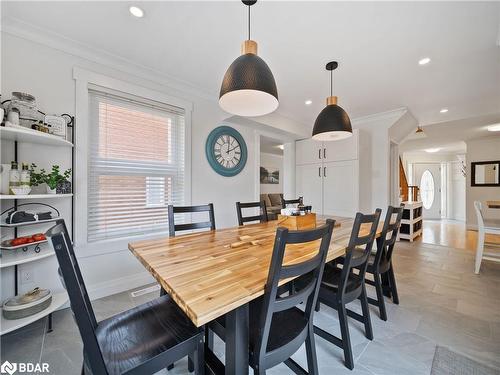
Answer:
0, 31, 304, 301
466, 136, 500, 228
354, 109, 412, 212
260, 153, 283, 194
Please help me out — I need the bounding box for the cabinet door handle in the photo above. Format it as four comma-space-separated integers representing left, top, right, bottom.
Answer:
318, 167, 321, 177
323, 148, 326, 159
318, 149, 322, 159
324, 167, 327, 177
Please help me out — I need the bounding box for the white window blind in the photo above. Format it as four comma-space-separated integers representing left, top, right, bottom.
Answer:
88, 88, 185, 242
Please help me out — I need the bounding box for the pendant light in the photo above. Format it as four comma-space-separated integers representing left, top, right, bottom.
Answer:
312, 61, 352, 141
219, 0, 278, 117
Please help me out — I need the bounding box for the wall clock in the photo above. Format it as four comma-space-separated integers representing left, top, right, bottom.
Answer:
206, 125, 247, 177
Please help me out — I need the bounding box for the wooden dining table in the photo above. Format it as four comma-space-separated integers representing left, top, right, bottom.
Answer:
129, 216, 383, 374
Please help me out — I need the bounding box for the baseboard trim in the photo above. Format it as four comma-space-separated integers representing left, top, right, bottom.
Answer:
86, 272, 155, 301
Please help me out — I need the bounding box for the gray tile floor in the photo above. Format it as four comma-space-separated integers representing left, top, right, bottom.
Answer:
2, 240, 499, 374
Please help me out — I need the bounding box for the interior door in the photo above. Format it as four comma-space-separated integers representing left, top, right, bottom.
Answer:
323, 160, 358, 218
296, 163, 323, 215
413, 163, 441, 219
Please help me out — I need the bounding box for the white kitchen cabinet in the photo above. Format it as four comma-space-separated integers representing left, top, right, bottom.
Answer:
295, 129, 359, 165
296, 138, 323, 166
295, 131, 360, 217
322, 160, 359, 217
296, 163, 324, 215
323, 129, 359, 162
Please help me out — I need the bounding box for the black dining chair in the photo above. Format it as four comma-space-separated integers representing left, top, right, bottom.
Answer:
168, 203, 216, 237
236, 201, 268, 226
281, 197, 303, 209
363, 205, 404, 320
312, 209, 381, 370
45, 220, 205, 375
207, 219, 335, 374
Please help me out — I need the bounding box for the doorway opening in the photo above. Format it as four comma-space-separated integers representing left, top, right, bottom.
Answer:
259, 135, 285, 220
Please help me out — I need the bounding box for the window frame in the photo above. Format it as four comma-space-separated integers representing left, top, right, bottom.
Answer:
74, 68, 192, 256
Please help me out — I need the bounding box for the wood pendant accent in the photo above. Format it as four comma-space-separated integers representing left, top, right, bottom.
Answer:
241, 40, 258, 55
129, 216, 383, 327
326, 96, 338, 106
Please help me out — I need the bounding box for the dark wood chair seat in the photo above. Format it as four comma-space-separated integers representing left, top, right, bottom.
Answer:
249, 301, 308, 354
96, 295, 202, 375
320, 265, 362, 297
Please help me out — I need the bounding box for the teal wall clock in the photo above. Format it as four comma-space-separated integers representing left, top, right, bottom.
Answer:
205, 125, 247, 177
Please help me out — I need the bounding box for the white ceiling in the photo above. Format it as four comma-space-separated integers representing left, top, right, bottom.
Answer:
3, 1, 500, 129
399, 113, 500, 154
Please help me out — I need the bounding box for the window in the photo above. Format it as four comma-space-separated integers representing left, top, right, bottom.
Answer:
87, 89, 185, 242
420, 170, 435, 210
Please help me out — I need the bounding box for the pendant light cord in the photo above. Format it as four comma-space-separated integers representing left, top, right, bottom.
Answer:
248, 5, 251, 40
330, 70, 333, 96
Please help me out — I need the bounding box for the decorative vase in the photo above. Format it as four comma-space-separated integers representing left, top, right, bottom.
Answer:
47, 186, 57, 194
56, 180, 72, 194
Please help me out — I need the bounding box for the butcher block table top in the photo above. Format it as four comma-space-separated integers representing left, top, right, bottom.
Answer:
129, 216, 382, 327
487, 201, 500, 209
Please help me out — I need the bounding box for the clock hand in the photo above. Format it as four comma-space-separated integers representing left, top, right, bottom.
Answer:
227, 145, 240, 152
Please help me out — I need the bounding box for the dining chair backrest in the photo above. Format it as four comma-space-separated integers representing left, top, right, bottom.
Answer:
374, 205, 404, 267
474, 201, 484, 229
46, 220, 108, 374
339, 209, 381, 294
281, 197, 303, 209
236, 201, 268, 226
254, 219, 335, 367
168, 204, 216, 237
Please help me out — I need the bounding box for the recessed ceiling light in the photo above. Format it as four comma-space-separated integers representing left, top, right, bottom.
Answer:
425, 148, 441, 153
418, 57, 431, 65
305, 100, 312, 105
277, 145, 284, 150
129, 6, 144, 18
439, 108, 448, 113
487, 124, 500, 132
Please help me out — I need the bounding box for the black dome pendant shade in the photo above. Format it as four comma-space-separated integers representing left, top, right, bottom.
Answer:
219, 0, 278, 117
312, 61, 352, 141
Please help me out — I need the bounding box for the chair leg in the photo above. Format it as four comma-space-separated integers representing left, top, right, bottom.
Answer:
374, 273, 388, 321
193, 336, 205, 375
253, 366, 266, 375
387, 265, 399, 305
205, 328, 214, 351
305, 324, 319, 375
188, 355, 194, 372
81, 364, 85, 375
315, 299, 320, 312
360, 284, 373, 340
337, 304, 354, 370
475, 229, 485, 274
167, 363, 174, 370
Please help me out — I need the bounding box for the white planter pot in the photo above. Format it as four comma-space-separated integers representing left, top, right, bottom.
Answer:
47, 186, 57, 194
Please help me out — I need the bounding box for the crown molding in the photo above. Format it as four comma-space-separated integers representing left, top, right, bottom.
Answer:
1, 16, 218, 103
352, 107, 409, 126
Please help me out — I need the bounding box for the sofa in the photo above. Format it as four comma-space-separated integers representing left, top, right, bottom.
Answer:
260, 193, 283, 220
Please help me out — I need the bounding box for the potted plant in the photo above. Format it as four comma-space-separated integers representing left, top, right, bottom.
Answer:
30, 164, 72, 194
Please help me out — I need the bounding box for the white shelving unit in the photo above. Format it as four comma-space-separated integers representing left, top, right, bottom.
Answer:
1, 124, 74, 335
398, 201, 423, 242
0, 247, 55, 268
0, 194, 73, 200
0, 126, 73, 147
0, 292, 68, 335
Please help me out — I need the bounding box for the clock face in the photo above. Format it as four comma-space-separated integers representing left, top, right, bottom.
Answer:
206, 126, 247, 177
214, 134, 242, 169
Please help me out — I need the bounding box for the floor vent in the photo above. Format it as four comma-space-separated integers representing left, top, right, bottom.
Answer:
130, 284, 160, 298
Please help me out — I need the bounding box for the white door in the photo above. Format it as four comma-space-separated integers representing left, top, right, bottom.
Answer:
413, 163, 441, 219
323, 160, 359, 218
296, 163, 323, 215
